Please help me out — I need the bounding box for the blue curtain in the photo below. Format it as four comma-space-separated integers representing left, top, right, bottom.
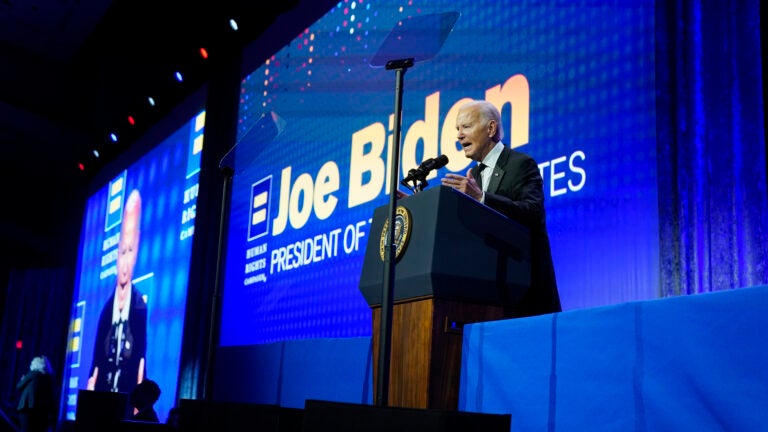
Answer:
656, 0, 767, 296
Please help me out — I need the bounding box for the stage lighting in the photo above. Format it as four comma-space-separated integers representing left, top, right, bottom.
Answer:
200, 47, 209, 59
229, 18, 239, 31
110, 133, 118, 142
148, 97, 156, 107
128, 115, 135, 126
175, 71, 184, 82
93, 149, 100, 158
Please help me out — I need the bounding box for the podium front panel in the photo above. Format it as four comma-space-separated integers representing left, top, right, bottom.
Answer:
359, 186, 530, 307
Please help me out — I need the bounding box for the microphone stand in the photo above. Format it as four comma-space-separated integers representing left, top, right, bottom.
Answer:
400, 174, 428, 194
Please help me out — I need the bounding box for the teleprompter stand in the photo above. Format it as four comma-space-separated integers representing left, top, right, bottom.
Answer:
203, 112, 285, 400
368, 11, 460, 407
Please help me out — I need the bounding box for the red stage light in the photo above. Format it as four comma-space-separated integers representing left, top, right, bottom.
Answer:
128, 115, 135, 126
200, 47, 209, 59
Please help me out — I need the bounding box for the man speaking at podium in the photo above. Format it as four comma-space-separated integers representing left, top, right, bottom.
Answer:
87, 189, 148, 393
441, 99, 562, 318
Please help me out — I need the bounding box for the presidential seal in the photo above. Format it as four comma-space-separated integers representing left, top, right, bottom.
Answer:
379, 206, 412, 262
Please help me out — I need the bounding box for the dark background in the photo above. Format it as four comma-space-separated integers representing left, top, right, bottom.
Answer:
0, 0, 312, 271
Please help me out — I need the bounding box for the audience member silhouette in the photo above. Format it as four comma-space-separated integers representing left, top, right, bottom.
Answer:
129, 379, 161, 423
16, 355, 55, 432
165, 406, 180, 431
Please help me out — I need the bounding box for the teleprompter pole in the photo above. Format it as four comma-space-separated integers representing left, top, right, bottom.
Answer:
376, 58, 414, 407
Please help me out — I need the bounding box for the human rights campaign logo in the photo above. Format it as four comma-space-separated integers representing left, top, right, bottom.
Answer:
248, 176, 272, 241
105, 170, 127, 231
186, 111, 205, 179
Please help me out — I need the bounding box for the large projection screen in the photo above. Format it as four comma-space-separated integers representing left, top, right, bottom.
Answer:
221, 0, 657, 347
60, 107, 207, 423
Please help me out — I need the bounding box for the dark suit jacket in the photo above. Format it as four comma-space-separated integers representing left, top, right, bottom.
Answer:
470, 146, 562, 317
90, 285, 148, 393
17, 371, 54, 412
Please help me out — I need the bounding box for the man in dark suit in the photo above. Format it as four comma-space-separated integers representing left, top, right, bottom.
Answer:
441, 99, 561, 317
87, 189, 148, 393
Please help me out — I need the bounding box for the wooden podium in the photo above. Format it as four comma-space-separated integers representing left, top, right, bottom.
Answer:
359, 186, 531, 410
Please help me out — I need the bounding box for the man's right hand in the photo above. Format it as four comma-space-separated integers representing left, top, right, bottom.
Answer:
87, 368, 98, 390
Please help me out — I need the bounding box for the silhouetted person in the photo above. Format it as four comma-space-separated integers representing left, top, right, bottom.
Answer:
165, 406, 180, 430
17, 355, 55, 432
88, 189, 148, 394
129, 379, 161, 423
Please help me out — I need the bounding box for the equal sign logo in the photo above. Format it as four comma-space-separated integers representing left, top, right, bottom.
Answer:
105, 170, 127, 231
68, 301, 86, 368
248, 176, 273, 241
186, 110, 205, 179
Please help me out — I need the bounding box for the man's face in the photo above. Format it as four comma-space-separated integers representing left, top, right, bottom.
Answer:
116, 210, 139, 306
456, 105, 494, 162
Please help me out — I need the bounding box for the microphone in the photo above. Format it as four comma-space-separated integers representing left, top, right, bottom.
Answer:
401, 154, 449, 185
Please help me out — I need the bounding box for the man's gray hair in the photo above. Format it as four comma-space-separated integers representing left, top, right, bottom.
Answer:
30, 355, 52, 374
463, 100, 504, 142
